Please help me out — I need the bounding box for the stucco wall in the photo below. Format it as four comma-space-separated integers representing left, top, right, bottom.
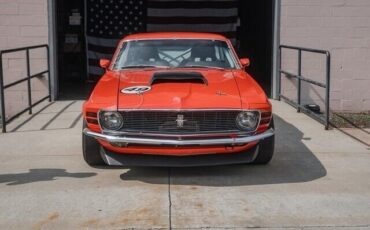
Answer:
0, 0, 49, 120
280, 0, 370, 112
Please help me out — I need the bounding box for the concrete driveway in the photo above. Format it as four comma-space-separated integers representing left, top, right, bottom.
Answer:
0, 100, 369, 230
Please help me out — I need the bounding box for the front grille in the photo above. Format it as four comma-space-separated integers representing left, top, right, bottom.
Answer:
119, 111, 241, 134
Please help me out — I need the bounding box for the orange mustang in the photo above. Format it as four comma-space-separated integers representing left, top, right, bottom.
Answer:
82, 32, 274, 167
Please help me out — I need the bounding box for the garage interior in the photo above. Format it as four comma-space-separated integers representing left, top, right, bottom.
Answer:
55, 0, 274, 100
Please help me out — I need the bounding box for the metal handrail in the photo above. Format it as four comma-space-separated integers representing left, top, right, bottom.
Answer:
0, 44, 51, 133
278, 45, 331, 130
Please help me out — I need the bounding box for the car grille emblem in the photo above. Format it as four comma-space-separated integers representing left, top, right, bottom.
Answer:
175, 114, 186, 128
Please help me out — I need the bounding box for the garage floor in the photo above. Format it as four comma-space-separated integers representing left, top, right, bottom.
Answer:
0, 100, 370, 230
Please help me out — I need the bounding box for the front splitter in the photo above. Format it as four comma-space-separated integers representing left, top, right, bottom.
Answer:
100, 145, 259, 167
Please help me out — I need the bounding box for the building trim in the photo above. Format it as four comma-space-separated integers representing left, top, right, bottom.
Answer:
272, 0, 281, 99
47, 0, 58, 100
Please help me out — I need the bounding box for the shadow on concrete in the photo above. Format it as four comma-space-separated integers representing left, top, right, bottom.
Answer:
10, 101, 82, 133
330, 113, 370, 148
0, 169, 97, 186
119, 114, 327, 186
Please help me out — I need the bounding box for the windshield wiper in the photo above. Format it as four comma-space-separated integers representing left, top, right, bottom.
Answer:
120, 65, 170, 69
181, 65, 225, 70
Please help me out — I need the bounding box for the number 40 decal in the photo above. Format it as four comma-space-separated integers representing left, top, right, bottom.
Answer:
121, 86, 152, 94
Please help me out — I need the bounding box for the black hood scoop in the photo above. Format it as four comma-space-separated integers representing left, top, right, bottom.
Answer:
150, 72, 208, 85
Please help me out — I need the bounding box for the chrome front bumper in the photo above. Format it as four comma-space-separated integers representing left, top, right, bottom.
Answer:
83, 128, 274, 146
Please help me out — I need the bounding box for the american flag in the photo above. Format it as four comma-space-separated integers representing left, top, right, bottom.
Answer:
86, 0, 147, 79
147, 0, 238, 43
85, 0, 239, 80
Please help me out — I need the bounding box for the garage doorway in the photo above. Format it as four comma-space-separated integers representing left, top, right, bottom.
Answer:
55, 0, 93, 100
52, 0, 276, 99
238, 0, 274, 97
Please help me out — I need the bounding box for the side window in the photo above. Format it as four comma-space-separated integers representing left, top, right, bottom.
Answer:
224, 48, 235, 68
215, 46, 221, 60
115, 42, 129, 68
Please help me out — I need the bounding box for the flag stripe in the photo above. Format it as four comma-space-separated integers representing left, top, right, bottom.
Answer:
147, 24, 237, 33
86, 36, 120, 47
147, 1, 238, 9
88, 66, 105, 75
87, 51, 112, 60
147, 16, 238, 24
147, 8, 238, 17
147, 0, 238, 43
87, 43, 116, 55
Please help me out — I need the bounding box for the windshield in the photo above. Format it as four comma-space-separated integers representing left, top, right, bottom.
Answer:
113, 39, 239, 70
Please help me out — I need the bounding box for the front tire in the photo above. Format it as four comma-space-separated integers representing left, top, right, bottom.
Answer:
82, 121, 105, 166
252, 118, 275, 165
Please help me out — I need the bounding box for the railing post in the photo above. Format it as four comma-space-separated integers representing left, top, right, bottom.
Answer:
325, 52, 331, 130
0, 45, 51, 133
279, 45, 331, 130
278, 46, 282, 101
0, 53, 6, 133
297, 49, 302, 113
46, 46, 51, 102
26, 49, 32, 114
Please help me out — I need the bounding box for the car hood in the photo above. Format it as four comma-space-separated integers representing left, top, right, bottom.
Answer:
117, 69, 243, 110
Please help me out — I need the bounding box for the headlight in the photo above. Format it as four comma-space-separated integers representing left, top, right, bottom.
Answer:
236, 111, 260, 131
100, 111, 123, 130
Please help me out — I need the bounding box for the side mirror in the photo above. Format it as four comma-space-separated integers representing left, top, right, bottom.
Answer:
100, 59, 110, 69
240, 58, 250, 68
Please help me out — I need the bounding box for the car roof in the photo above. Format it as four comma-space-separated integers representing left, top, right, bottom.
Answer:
122, 32, 228, 41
